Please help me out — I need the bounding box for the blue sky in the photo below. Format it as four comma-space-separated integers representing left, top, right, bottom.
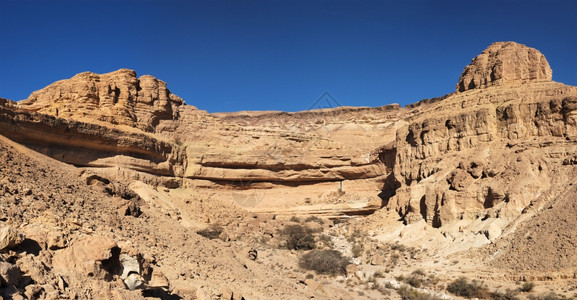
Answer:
1, 1, 576, 113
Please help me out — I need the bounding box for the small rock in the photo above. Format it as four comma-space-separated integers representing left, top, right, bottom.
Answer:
370, 254, 385, 266
220, 286, 233, 300
123, 273, 144, 290
119, 254, 140, 280
58, 276, 67, 291
248, 249, 258, 261
483, 222, 503, 242
148, 268, 169, 288
47, 232, 67, 250
24, 284, 43, 299
0, 226, 25, 251
304, 279, 325, 293
345, 264, 358, 278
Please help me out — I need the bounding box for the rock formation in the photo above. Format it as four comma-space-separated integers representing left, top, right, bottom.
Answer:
18, 69, 185, 132
457, 41, 552, 92
1, 41, 577, 298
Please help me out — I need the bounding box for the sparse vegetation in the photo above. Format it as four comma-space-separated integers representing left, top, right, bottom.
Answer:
305, 215, 324, 225
447, 277, 491, 299
390, 253, 400, 265
519, 282, 535, 292
332, 218, 349, 225
405, 270, 425, 288
289, 216, 301, 223
347, 229, 363, 243
528, 293, 572, 300
397, 285, 441, 300
373, 270, 385, 278
391, 242, 407, 252
196, 224, 224, 240
298, 250, 350, 276
317, 234, 334, 249
373, 283, 393, 296
281, 224, 315, 250
400, 269, 438, 288
352, 243, 363, 258
491, 289, 520, 300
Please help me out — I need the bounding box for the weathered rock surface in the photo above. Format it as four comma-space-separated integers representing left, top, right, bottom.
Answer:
457, 41, 552, 92
0, 262, 22, 287
0, 99, 183, 183
18, 69, 185, 132
0, 225, 25, 251
52, 235, 118, 279
1, 41, 577, 298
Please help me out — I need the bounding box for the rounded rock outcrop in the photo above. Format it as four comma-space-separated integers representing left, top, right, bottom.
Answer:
457, 41, 552, 92
18, 69, 187, 132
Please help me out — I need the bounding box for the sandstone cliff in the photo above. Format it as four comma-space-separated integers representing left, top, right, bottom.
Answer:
2, 41, 577, 298
457, 41, 552, 92
18, 69, 185, 132
2, 41, 576, 225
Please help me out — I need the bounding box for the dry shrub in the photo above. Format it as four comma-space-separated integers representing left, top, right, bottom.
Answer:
519, 282, 535, 292
447, 277, 491, 299
281, 224, 315, 250
491, 289, 520, 300
196, 224, 224, 240
397, 285, 441, 300
305, 215, 325, 225
298, 250, 349, 276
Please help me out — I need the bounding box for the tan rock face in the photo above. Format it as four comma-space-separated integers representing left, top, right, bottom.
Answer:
1, 41, 576, 226
0, 226, 25, 251
2, 41, 577, 297
18, 69, 185, 132
457, 41, 552, 92
52, 236, 118, 279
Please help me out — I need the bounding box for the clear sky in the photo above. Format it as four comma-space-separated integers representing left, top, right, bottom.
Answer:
1, 0, 576, 113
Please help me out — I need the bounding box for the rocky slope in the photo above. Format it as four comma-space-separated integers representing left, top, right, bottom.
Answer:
1, 41, 577, 299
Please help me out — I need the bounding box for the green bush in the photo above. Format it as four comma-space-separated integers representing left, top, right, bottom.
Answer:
447, 277, 491, 299
281, 224, 315, 250
298, 250, 350, 276
289, 216, 301, 222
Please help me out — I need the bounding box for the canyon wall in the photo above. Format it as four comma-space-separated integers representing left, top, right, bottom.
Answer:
1, 41, 576, 224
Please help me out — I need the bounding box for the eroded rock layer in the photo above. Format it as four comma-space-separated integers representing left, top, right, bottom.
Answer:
18, 69, 185, 132
2, 41, 576, 226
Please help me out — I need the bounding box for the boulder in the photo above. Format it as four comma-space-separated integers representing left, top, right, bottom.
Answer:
148, 268, 169, 288
52, 235, 118, 279
0, 226, 25, 251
